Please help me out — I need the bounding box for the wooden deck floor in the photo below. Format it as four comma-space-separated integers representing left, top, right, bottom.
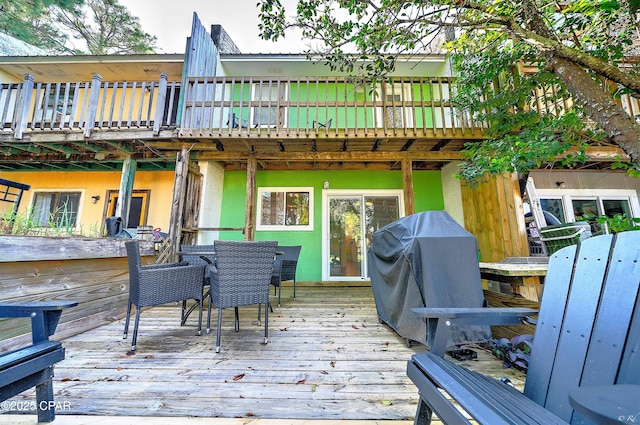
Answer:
0, 286, 526, 423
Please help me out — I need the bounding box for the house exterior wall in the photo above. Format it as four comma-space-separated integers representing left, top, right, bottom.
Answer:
217, 169, 444, 282
530, 170, 640, 192
1, 170, 175, 234
441, 161, 465, 226
196, 161, 225, 244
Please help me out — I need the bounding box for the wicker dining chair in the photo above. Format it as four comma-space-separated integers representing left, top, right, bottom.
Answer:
180, 244, 216, 332
123, 240, 205, 351
270, 245, 302, 306
210, 240, 278, 353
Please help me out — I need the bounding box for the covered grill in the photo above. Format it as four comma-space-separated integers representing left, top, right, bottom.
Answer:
368, 211, 490, 349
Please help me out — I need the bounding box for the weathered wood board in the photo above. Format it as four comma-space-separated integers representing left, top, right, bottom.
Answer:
0, 236, 155, 349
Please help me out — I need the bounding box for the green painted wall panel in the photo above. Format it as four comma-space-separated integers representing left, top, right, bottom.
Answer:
220, 169, 444, 282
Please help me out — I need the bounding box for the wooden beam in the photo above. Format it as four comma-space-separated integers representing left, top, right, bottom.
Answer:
245, 158, 257, 241
402, 158, 415, 216
196, 150, 463, 162
115, 155, 136, 228
169, 147, 190, 252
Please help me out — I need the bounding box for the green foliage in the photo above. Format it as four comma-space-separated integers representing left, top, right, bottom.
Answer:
259, 0, 640, 184
595, 214, 640, 233
0, 0, 81, 51
0, 207, 100, 237
0, 0, 156, 55
0, 208, 38, 235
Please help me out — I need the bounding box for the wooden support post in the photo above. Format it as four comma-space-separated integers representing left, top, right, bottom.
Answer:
402, 158, 415, 216
115, 156, 136, 229
14, 74, 34, 140
153, 73, 168, 135
245, 158, 257, 241
169, 147, 190, 252
83, 73, 102, 138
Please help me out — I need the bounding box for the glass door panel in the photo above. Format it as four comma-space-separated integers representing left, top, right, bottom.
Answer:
364, 195, 400, 256
329, 196, 362, 278
326, 192, 401, 280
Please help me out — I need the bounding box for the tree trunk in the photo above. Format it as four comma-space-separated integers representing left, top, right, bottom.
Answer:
548, 55, 640, 163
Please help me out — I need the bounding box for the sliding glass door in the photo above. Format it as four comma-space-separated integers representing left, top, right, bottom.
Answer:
323, 190, 403, 280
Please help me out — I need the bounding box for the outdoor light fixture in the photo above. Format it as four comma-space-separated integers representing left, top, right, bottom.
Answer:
555, 181, 566, 188
323, 180, 330, 189
91, 195, 101, 203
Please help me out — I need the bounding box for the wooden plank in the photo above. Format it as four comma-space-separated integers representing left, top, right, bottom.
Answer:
543, 236, 611, 418
523, 243, 578, 404
168, 147, 189, 250
115, 155, 136, 228
581, 230, 640, 386
245, 158, 257, 240
402, 158, 415, 215
0, 237, 154, 262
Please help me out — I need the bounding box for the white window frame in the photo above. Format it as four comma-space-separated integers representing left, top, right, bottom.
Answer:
536, 188, 640, 222
321, 189, 404, 281
256, 186, 314, 231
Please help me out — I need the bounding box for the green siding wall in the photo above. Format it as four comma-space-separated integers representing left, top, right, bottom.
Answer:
220, 170, 443, 281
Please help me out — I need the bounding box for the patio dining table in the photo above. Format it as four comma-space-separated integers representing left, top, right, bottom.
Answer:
177, 250, 284, 323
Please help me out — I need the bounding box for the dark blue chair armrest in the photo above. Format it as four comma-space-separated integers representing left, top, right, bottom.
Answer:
0, 302, 78, 344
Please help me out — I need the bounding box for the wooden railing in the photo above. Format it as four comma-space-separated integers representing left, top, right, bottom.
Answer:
0, 73, 180, 139
179, 76, 485, 138
3, 73, 638, 141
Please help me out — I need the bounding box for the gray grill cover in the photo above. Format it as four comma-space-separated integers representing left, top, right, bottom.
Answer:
368, 211, 490, 348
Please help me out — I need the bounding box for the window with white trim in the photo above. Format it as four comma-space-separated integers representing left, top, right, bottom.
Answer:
536, 189, 640, 232
257, 187, 313, 231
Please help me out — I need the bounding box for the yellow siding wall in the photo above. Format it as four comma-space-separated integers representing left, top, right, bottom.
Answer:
1, 171, 175, 234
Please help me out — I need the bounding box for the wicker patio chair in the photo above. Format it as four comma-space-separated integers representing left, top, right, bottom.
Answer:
123, 240, 205, 351
210, 240, 278, 353
180, 244, 216, 332
270, 245, 302, 306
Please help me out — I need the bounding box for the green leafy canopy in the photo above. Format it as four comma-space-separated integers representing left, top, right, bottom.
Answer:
0, 0, 157, 55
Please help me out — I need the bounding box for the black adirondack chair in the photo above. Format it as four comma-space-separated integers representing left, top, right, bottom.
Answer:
407, 230, 640, 424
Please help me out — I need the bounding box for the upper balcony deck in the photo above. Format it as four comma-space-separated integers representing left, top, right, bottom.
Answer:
0, 73, 636, 171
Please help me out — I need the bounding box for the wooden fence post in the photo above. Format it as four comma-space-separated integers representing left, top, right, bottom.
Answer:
83, 73, 102, 138
153, 73, 168, 135
14, 74, 34, 140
